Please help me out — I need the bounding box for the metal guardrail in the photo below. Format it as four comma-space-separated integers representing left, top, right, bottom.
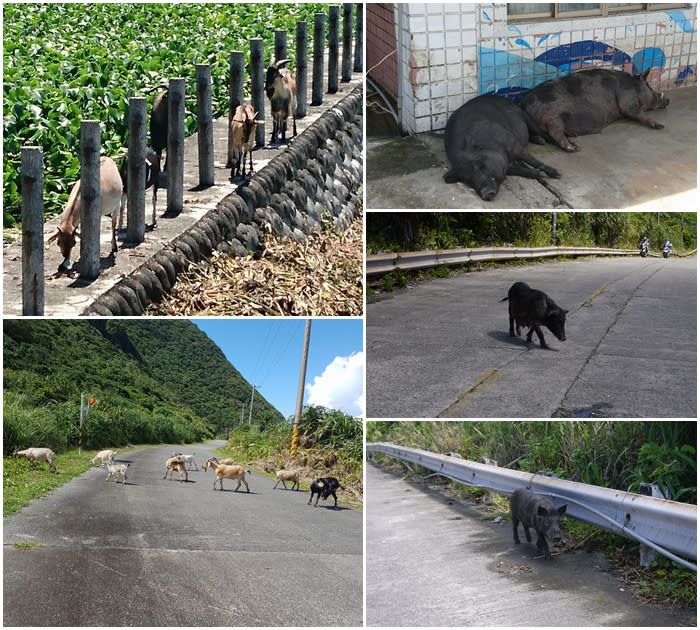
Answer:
368, 443, 697, 568
366, 245, 661, 275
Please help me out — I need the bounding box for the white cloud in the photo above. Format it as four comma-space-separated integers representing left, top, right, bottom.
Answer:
306, 352, 365, 417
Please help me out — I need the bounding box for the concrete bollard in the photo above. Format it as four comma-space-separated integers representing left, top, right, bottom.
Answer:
354, 2, 363, 72
228, 51, 245, 167
79, 120, 101, 280
295, 21, 308, 118
250, 38, 265, 148
328, 5, 339, 94
342, 3, 353, 81
21, 146, 44, 315
311, 13, 325, 106
166, 77, 185, 217
196, 64, 214, 187
127, 97, 146, 243
274, 29, 287, 64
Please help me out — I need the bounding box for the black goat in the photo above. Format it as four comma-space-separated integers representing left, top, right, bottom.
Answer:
308, 477, 343, 508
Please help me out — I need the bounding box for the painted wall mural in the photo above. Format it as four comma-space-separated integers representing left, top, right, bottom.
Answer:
478, 9, 696, 100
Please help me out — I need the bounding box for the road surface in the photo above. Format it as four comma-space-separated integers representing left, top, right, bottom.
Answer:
4, 442, 362, 626
366, 462, 694, 627
367, 256, 696, 417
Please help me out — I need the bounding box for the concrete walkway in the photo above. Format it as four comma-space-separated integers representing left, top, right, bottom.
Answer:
3, 70, 363, 317
367, 86, 696, 209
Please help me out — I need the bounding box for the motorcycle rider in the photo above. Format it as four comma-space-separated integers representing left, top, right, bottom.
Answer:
640, 236, 650, 257
662, 237, 672, 258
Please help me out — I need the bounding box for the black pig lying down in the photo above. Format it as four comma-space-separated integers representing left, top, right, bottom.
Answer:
520, 68, 669, 152
501, 281, 567, 348
511, 488, 567, 560
443, 94, 560, 201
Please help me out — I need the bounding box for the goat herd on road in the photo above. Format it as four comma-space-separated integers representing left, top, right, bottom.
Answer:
13, 447, 344, 508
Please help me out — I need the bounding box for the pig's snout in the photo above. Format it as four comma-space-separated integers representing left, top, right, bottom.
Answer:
480, 178, 499, 201
558, 335, 566, 342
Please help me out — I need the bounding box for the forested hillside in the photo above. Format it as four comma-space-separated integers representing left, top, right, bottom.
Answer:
367, 212, 697, 254
3, 319, 282, 454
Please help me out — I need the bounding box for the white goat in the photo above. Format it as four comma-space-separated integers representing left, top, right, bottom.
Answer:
163, 456, 188, 482
229, 104, 258, 178
13, 448, 57, 473
47, 156, 123, 271
171, 452, 198, 471
105, 462, 129, 485
202, 458, 250, 492
273, 469, 300, 491
90, 449, 118, 466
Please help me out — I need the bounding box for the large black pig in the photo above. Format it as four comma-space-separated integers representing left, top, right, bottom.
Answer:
520, 68, 669, 152
501, 281, 567, 348
511, 488, 567, 560
443, 94, 560, 201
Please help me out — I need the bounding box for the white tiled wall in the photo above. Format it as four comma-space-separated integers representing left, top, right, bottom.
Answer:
396, 2, 697, 133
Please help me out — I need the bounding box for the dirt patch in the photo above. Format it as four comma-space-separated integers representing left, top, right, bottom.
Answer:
149, 213, 363, 316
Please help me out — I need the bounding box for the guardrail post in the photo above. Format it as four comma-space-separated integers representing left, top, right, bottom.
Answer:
228, 51, 245, 167
166, 77, 185, 217
328, 5, 339, 94
354, 2, 363, 72
311, 13, 325, 105
127, 96, 146, 243
79, 120, 101, 280
342, 3, 353, 81
250, 38, 265, 147
21, 146, 44, 315
295, 21, 308, 118
196, 64, 214, 187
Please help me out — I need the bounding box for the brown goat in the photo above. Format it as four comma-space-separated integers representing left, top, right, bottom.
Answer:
203, 458, 250, 492
163, 456, 188, 482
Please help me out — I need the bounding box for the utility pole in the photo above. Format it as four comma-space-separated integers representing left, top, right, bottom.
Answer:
240, 404, 245, 425
552, 212, 557, 245
292, 319, 312, 458
248, 384, 261, 424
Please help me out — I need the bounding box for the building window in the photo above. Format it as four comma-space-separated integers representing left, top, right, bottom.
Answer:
508, 3, 688, 20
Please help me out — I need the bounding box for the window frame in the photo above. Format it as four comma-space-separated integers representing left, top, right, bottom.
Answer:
507, 3, 690, 21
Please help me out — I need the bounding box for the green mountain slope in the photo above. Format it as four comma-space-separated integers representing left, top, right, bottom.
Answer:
3, 319, 282, 454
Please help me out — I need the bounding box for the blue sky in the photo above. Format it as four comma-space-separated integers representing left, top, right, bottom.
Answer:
191, 318, 364, 419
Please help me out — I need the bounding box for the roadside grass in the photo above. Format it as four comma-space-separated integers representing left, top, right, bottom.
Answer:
3, 444, 147, 516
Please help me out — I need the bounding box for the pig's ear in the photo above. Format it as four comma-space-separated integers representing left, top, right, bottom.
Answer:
640, 68, 651, 81
537, 506, 548, 516
558, 504, 567, 516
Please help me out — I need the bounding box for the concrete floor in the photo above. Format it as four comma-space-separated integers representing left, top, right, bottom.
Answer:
367, 85, 696, 210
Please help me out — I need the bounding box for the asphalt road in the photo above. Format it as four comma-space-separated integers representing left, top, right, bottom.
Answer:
3, 442, 362, 626
367, 256, 697, 418
366, 463, 694, 627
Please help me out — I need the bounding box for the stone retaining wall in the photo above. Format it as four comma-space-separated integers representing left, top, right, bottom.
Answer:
84, 85, 363, 316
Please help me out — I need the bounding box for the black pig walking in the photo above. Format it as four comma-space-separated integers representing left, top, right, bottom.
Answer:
511, 488, 567, 560
501, 282, 567, 348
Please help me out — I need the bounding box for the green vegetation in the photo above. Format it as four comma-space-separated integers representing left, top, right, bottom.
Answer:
220, 405, 363, 506
368, 421, 696, 608
3, 319, 282, 456
3, 445, 146, 516
3, 3, 331, 226
367, 212, 697, 254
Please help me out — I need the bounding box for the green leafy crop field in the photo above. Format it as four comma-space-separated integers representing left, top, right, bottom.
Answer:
3, 2, 331, 226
